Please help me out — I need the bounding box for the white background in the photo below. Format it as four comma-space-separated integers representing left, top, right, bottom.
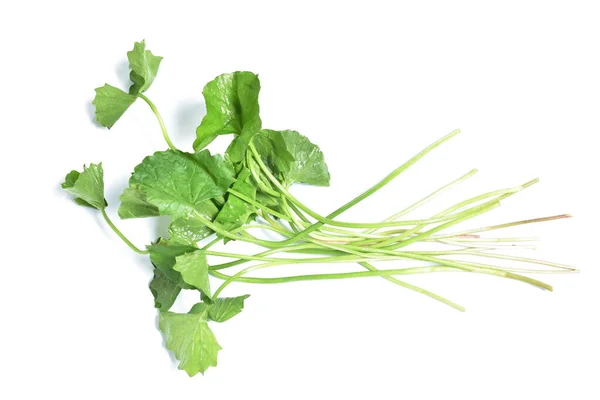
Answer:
1, 1, 598, 399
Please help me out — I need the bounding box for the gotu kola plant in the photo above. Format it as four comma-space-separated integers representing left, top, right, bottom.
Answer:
63, 40, 574, 376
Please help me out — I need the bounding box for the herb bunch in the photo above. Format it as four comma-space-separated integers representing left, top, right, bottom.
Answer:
62, 41, 573, 376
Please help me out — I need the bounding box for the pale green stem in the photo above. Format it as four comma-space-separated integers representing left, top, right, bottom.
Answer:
438, 239, 537, 250
358, 261, 465, 311
435, 214, 573, 238
100, 208, 148, 254
211, 258, 464, 311
452, 251, 577, 271
204, 250, 396, 264
442, 237, 539, 243
363, 168, 478, 234
138, 93, 177, 151
210, 265, 458, 288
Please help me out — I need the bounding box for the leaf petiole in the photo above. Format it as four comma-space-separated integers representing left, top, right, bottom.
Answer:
100, 208, 148, 254
138, 93, 178, 151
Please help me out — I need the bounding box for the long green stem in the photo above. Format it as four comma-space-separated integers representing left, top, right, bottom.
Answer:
446, 237, 538, 243
205, 250, 395, 264
211, 259, 461, 299
100, 208, 148, 255
200, 236, 222, 250
288, 205, 390, 239
213, 259, 466, 311
208, 243, 309, 271
138, 93, 178, 151
210, 265, 457, 287
363, 168, 478, 234
438, 239, 536, 250
435, 214, 572, 238
358, 261, 465, 311
447, 251, 576, 272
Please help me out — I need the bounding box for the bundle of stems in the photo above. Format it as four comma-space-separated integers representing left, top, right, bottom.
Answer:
107, 119, 573, 312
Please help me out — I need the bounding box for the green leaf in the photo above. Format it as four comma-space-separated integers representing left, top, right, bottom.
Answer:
194, 72, 262, 151
159, 307, 221, 376
147, 239, 198, 289
188, 302, 210, 315
61, 163, 107, 210
173, 251, 211, 299
255, 191, 283, 212
226, 130, 259, 163
129, 149, 235, 219
276, 130, 330, 186
208, 295, 250, 323
168, 216, 214, 245
214, 168, 257, 232
92, 84, 137, 129
63, 170, 80, 188
254, 130, 330, 186
127, 40, 163, 95
63, 171, 94, 208
252, 130, 296, 174
149, 268, 181, 311
118, 186, 159, 219
158, 296, 249, 376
